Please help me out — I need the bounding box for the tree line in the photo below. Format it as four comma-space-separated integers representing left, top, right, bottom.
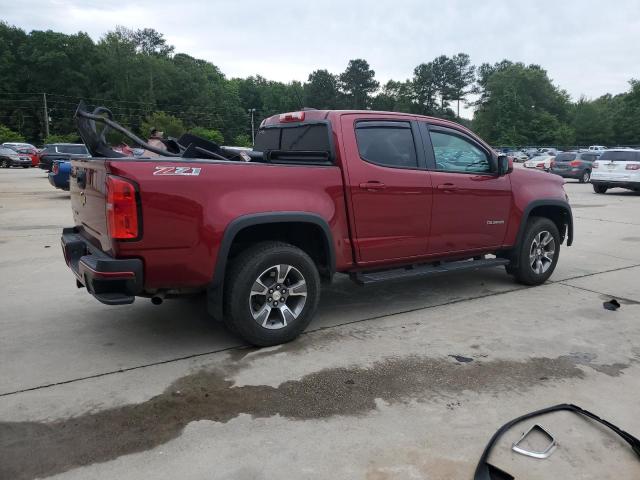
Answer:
0, 22, 638, 148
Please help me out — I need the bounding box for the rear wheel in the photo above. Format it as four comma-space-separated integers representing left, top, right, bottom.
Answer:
222, 241, 320, 346
510, 217, 560, 285
580, 170, 591, 183
1, 159, 8, 168
593, 184, 608, 194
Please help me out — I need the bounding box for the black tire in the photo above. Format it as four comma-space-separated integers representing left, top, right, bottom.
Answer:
579, 170, 591, 183
510, 217, 560, 286
222, 241, 320, 347
22, 165, 29, 169
593, 184, 608, 194
1, 159, 8, 168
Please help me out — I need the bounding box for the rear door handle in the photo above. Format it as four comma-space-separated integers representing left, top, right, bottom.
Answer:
359, 181, 386, 191
436, 183, 458, 191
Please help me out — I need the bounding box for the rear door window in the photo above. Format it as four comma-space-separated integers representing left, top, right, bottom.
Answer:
599, 151, 639, 162
59, 145, 88, 155
355, 122, 418, 169
554, 153, 577, 162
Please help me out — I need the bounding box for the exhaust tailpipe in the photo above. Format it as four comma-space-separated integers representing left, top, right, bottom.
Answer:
151, 291, 166, 305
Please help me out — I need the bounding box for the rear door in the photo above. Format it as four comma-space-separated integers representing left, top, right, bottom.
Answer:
340, 116, 432, 264
421, 123, 511, 254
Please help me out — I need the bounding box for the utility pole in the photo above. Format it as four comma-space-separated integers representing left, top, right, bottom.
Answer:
248, 108, 256, 145
43, 93, 50, 138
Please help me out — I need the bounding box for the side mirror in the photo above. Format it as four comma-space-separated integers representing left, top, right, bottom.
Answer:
497, 154, 513, 176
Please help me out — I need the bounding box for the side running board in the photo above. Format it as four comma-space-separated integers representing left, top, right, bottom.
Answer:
351, 257, 510, 285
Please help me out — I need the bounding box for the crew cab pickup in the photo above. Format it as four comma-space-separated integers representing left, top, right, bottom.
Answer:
62, 108, 573, 346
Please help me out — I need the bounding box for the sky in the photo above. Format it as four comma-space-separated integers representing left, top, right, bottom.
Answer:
2, 0, 640, 117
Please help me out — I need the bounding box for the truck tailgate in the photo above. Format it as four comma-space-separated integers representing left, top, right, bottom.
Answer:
70, 158, 113, 253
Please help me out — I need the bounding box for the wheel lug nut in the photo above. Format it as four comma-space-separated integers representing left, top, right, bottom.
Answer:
268, 297, 272, 302
281, 289, 286, 294
269, 289, 273, 294
273, 302, 278, 307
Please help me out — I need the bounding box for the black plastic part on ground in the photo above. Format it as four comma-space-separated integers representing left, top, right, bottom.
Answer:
473, 403, 640, 480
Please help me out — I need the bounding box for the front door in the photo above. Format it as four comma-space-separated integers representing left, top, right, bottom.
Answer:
341, 117, 432, 264
422, 125, 511, 254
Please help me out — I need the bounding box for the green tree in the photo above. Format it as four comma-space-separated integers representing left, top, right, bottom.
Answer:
449, 53, 476, 118
189, 126, 224, 144
44, 133, 81, 144
473, 62, 572, 146
339, 59, 379, 109
232, 134, 252, 147
0, 124, 25, 142
141, 112, 185, 139
614, 79, 640, 145
412, 63, 437, 115
304, 69, 339, 109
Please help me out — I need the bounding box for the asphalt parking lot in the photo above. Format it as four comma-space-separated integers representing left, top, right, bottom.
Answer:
1, 167, 640, 480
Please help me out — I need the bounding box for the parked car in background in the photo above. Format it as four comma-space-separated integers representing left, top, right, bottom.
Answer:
0, 146, 32, 168
591, 149, 640, 193
38, 143, 89, 171
523, 148, 539, 158
511, 151, 529, 162
550, 151, 599, 183
540, 148, 561, 156
588, 145, 607, 152
524, 155, 555, 171
48, 160, 71, 190
2, 142, 39, 166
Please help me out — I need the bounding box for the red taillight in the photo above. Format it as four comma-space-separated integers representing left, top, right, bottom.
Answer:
536, 163, 545, 168
52, 162, 59, 174
569, 160, 581, 167
106, 175, 139, 239
626, 163, 640, 170
550, 160, 556, 168
279, 111, 305, 123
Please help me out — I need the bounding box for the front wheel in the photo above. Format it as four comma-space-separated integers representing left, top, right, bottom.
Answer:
593, 184, 608, 194
222, 241, 320, 346
1, 159, 8, 168
510, 217, 560, 285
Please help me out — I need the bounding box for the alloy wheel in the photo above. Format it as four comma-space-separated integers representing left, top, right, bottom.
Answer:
529, 230, 556, 275
249, 264, 307, 330
583, 171, 590, 183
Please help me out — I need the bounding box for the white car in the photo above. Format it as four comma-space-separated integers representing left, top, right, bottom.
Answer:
591, 149, 640, 194
588, 145, 607, 152
523, 155, 554, 171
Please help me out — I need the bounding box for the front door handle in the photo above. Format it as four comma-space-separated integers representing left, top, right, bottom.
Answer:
359, 181, 386, 191
436, 183, 458, 191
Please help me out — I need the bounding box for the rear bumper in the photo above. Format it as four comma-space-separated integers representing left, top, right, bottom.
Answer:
591, 180, 640, 190
61, 227, 143, 305
551, 168, 584, 179
48, 172, 69, 190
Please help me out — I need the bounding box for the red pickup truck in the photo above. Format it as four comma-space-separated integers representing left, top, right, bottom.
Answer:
62, 108, 572, 346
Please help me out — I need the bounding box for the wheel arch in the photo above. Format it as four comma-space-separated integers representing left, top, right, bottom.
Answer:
515, 200, 573, 250
207, 212, 335, 320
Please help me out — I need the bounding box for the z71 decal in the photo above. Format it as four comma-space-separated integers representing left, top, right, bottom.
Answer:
153, 166, 201, 176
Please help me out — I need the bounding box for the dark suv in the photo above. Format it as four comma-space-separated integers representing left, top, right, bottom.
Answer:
38, 143, 89, 172
550, 151, 599, 183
